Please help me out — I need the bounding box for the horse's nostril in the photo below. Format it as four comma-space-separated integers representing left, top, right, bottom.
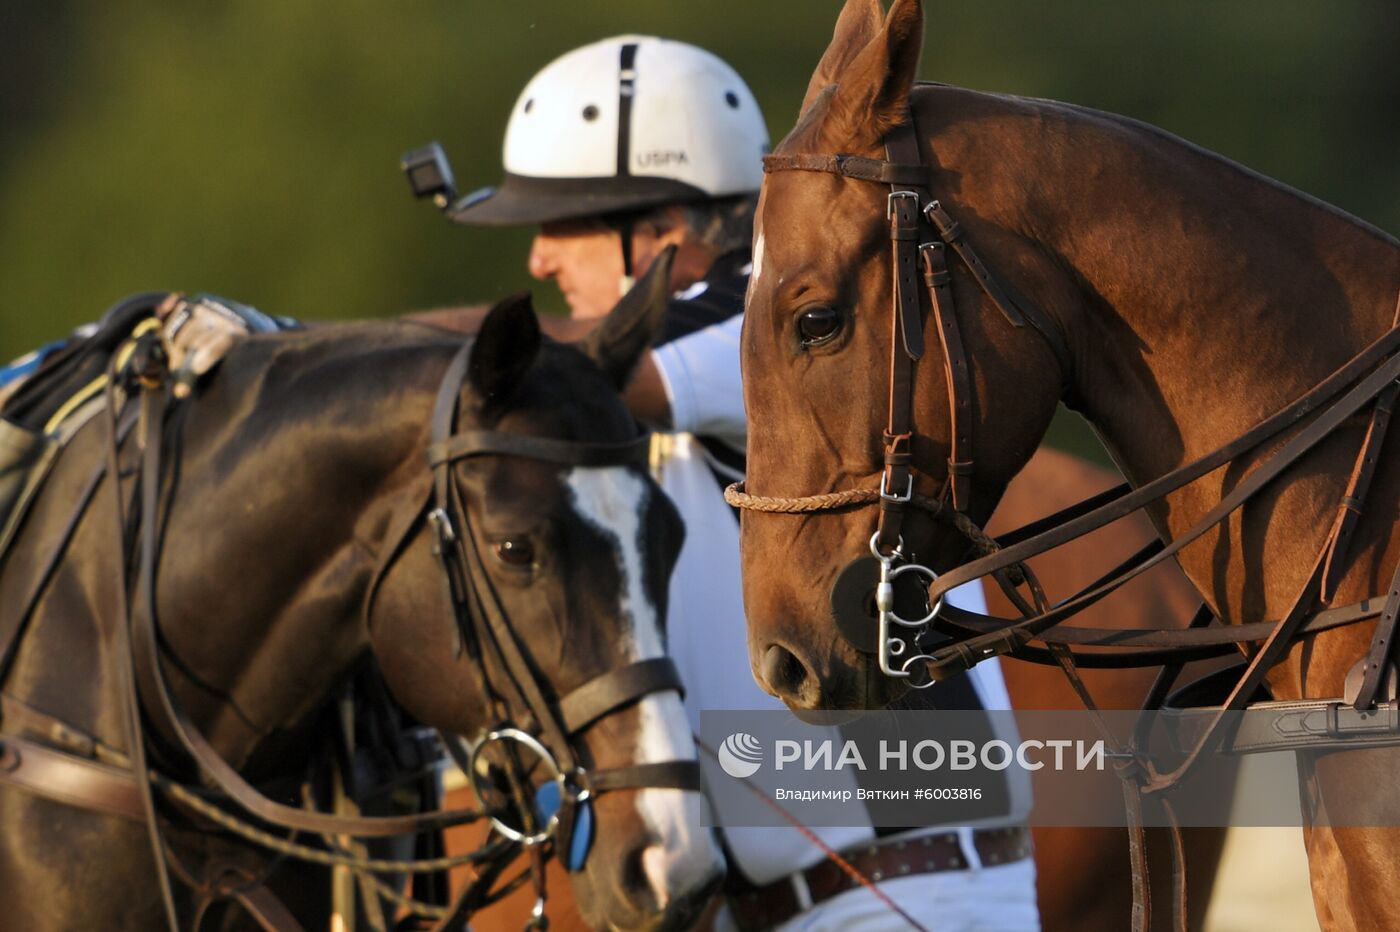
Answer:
761, 643, 810, 697
620, 844, 659, 913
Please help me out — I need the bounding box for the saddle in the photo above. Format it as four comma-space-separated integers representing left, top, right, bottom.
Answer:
0, 292, 294, 570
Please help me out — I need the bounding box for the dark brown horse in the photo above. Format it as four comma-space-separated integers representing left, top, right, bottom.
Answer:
736, 0, 1397, 928
457, 446, 1226, 932
0, 262, 722, 930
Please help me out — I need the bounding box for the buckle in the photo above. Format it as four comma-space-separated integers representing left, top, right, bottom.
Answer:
879, 470, 913, 504
1325, 701, 1399, 738
427, 506, 457, 554
789, 870, 814, 911
887, 190, 920, 219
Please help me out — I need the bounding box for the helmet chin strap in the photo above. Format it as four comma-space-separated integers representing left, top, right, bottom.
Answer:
617, 216, 636, 297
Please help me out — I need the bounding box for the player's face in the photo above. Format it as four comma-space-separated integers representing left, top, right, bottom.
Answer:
529, 213, 684, 320
528, 218, 626, 320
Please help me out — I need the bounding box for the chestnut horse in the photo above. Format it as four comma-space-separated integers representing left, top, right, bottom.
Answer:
458, 445, 1226, 931
736, 1, 1397, 929
0, 258, 722, 930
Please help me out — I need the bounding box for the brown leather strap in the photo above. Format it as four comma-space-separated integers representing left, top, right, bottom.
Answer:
931, 322, 1400, 602
762, 152, 928, 187
922, 332, 1400, 678
109, 370, 181, 932
1321, 381, 1396, 604
1144, 541, 1335, 795
557, 657, 684, 734
923, 199, 1074, 376
874, 121, 931, 553
0, 412, 131, 687
725, 826, 1031, 932
587, 760, 702, 794
940, 594, 1380, 651
922, 242, 974, 512
1353, 554, 1400, 711
227, 881, 308, 932
0, 692, 139, 772
0, 733, 146, 822
429, 343, 581, 776
923, 199, 1026, 329
884, 122, 928, 363
428, 430, 650, 469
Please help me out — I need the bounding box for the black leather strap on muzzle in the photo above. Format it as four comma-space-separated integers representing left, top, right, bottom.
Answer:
587, 761, 702, 794
558, 657, 685, 734
428, 430, 650, 470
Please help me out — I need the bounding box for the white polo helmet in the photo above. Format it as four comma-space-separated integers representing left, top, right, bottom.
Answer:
450, 35, 770, 226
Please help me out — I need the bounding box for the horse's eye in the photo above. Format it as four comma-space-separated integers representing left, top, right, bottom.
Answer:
796, 306, 842, 346
492, 539, 535, 567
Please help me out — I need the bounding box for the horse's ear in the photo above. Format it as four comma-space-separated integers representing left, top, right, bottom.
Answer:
801, 0, 886, 115
579, 245, 675, 391
819, 0, 924, 149
468, 291, 541, 409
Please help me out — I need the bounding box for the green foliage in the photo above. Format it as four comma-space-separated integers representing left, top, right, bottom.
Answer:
0, 0, 1395, 367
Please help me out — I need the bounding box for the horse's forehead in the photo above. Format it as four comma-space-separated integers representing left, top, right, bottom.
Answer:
563, 467, 650, 539
756, 172, 883, 276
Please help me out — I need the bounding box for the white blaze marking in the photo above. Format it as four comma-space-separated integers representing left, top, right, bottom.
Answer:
751, 230, 765, 286
565, 468, 722, 908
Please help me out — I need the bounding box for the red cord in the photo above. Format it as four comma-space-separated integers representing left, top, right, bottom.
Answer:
694, 737, 930, 932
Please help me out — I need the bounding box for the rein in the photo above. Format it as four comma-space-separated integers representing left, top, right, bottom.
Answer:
734, 105, 1400, 932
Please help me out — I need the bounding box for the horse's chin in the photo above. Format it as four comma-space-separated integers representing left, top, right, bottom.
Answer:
574, 871, 722, 932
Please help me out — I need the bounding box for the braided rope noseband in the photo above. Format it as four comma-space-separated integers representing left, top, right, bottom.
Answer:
724, 481, 1006, 563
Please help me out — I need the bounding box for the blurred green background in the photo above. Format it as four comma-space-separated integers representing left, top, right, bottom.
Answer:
2, 1, 1397, 452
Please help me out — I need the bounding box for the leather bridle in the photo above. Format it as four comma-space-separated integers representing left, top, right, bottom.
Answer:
0, 332, 703, 932
727, 102, 1400, 932
728, 112, 1075, 685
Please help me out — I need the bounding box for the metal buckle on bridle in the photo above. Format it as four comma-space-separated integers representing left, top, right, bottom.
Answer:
887, 189, 920, 219
427, 506, 457, 555
879, 470, 914, 505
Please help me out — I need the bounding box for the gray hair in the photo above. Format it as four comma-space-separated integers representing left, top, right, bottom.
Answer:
640, 195, 758, 255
